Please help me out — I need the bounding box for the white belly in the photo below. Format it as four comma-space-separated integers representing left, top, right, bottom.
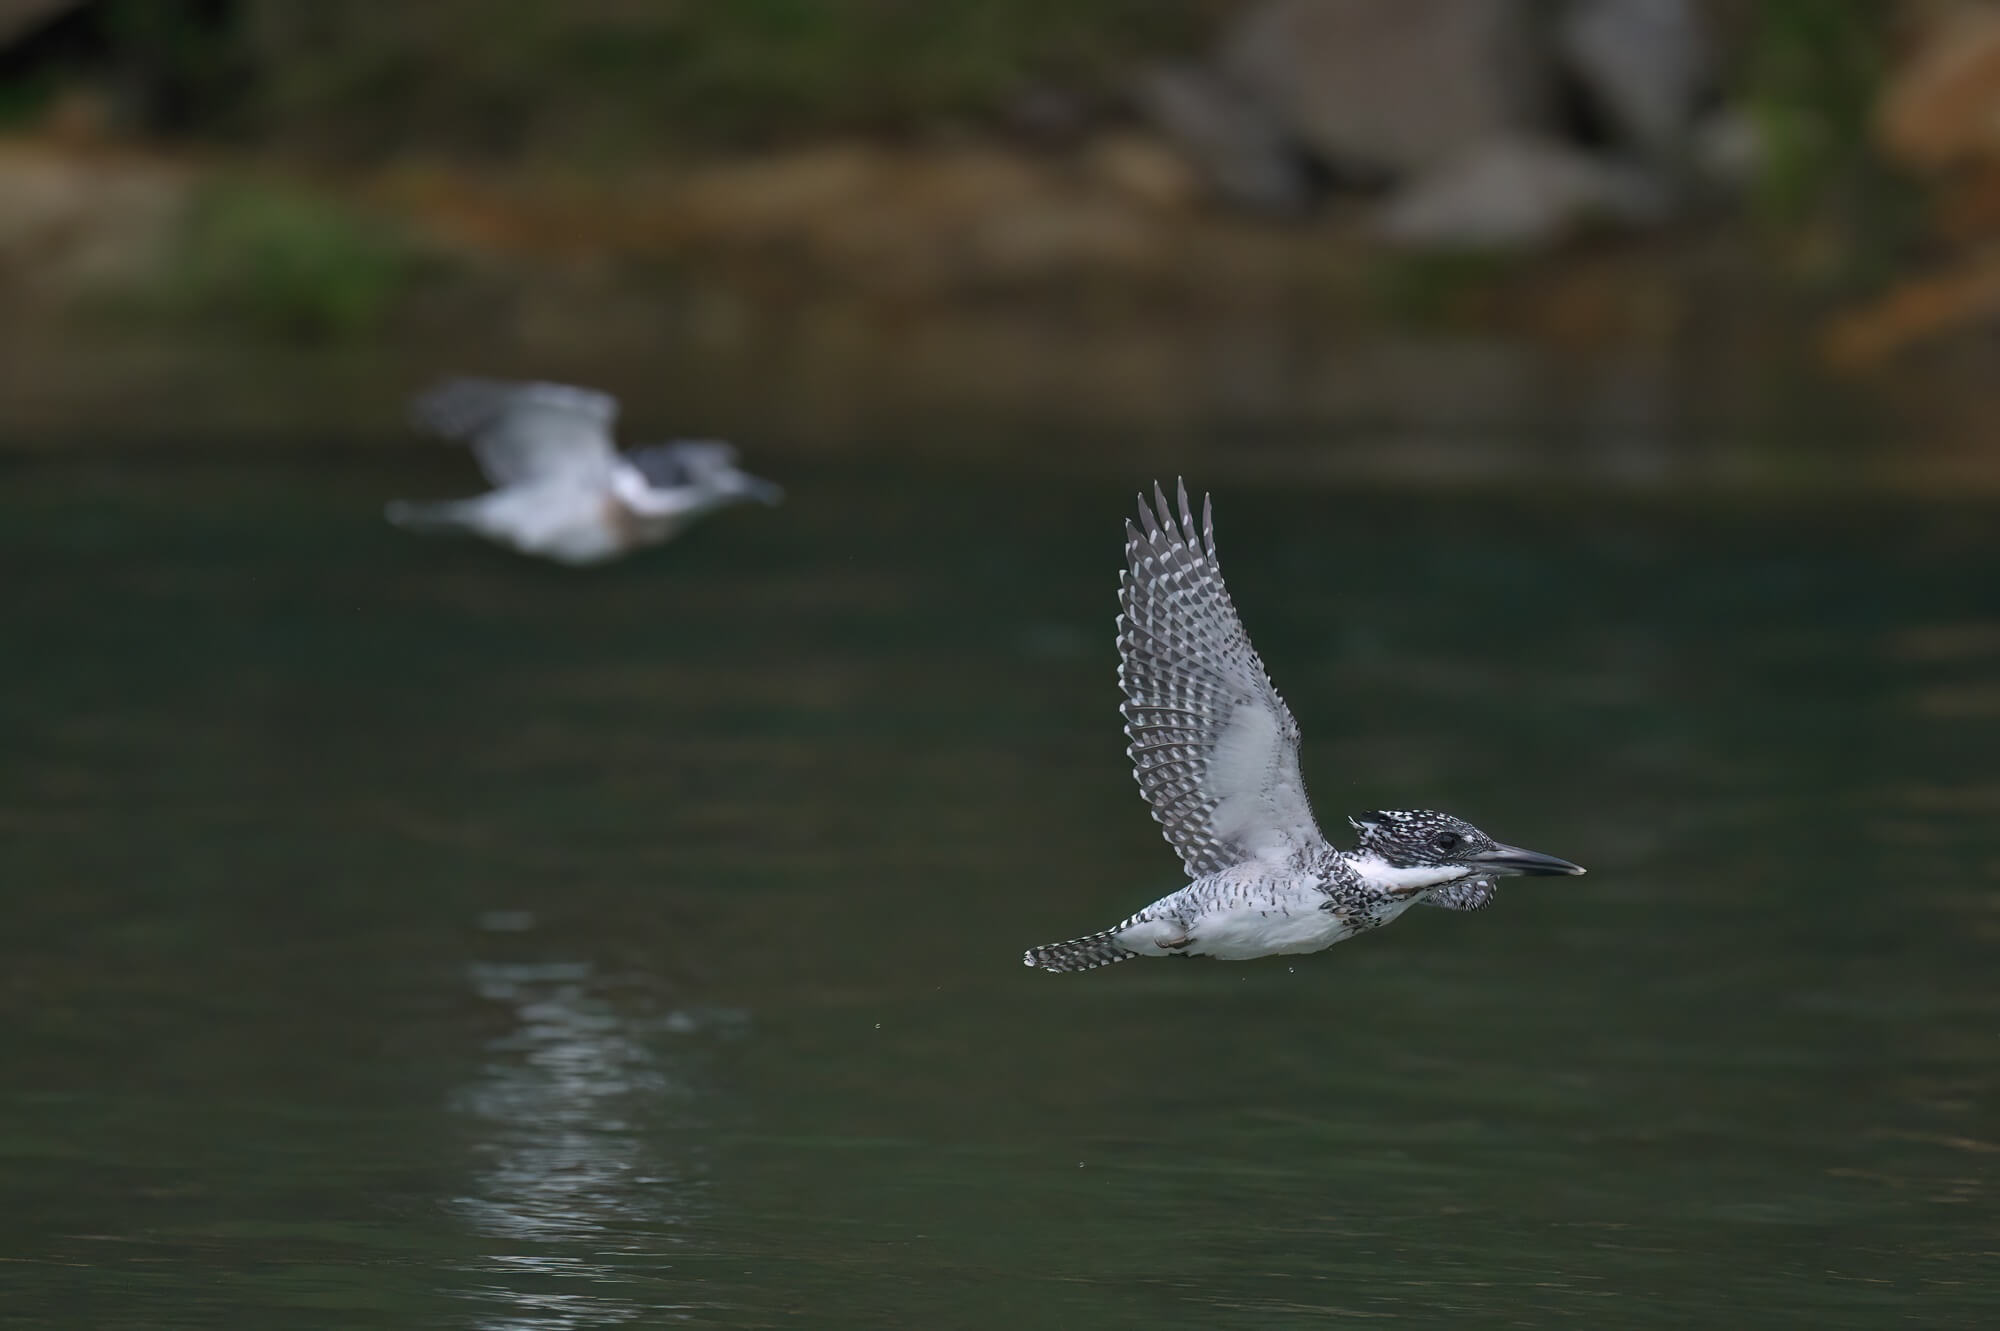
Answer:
1186, 903, 1351, 959
478, 485, 629, 565
1112, 872, 1421, 962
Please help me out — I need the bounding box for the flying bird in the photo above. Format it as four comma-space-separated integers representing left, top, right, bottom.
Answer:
386, 378, 781, 565
1024, 481, 1584, 973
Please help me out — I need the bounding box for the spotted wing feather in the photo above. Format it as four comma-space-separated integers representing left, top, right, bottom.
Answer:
1118, 480, 1327, 879
411, 378, 621, 487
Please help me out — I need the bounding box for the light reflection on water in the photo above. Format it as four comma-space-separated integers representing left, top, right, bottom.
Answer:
451, 955, 746, 1325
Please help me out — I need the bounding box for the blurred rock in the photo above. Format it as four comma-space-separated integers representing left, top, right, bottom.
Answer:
1219, 0, 1553, 177
1377, 134, 1666, 250
1081, 132, 1201, 211
0, 142, 187, 293
1878, 3, 2000, 169
1690, 106, 1762, 188
1559, 0, 1711, 154
1136, 64, 1312, 214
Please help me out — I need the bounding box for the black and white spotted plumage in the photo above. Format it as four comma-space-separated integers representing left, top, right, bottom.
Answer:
1023, 929, 1140, 974
1118, 480, 1326, 878
1023, 480, 1584, 974
1421, 877, 1499, 911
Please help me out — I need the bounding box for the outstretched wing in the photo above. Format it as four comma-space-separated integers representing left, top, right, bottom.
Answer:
1118, 480, 1327, 879
410, 378, 620, 487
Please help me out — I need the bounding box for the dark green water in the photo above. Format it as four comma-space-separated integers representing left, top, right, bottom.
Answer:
3, 454, 1996, 1328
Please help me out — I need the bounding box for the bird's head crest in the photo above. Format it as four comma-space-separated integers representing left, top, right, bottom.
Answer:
1346, 810, 1586, 892
1347, 809, 1486, 868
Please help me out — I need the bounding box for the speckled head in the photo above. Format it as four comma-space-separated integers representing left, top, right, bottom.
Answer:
1346, 809, 1585, 892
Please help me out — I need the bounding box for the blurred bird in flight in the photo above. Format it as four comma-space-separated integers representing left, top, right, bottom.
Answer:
1025, 481, 1584, 973
387, 377, 782, 565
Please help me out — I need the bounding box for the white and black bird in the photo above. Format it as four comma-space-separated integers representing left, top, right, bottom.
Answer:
1024, 481, 1584, 974
386, 378, 781, 566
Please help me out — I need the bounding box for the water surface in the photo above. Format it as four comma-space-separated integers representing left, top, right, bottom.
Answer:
3, 454, 1996, 1327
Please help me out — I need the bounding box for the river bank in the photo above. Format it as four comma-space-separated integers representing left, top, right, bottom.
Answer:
0, 126, 1993, 493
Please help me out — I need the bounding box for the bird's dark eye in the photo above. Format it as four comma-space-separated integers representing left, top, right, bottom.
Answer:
1432, 832, 1462, 853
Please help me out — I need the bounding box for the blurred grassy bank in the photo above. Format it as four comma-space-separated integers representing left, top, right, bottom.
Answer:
2, 1, 1240, 161
4, 0, 1998, 480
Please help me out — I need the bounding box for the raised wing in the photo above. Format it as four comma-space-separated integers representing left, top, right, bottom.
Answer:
623, 440, 741, 490
410, 378, 620, 487
1118, 480, 1327, 879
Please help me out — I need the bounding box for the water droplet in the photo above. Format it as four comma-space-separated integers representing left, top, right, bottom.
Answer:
874, 1022, 881, 1030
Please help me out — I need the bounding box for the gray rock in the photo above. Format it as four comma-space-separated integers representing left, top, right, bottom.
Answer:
1220, 0, 1553, 177
1690, 106, 1762, 188
1376, 133, 1668, 250
1559, 0, 1711, 153
1136, 64, 1313, 215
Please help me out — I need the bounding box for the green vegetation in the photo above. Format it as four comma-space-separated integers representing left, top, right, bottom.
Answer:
151, 178, 416, 342
1736, 0, 1920, 289
1741, 0, 1917, 287
116, 1, 1235, 157
1742, 0, 1886, 223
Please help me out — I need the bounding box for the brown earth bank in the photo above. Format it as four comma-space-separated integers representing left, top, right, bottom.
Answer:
8, 0, 2000, 489
0, 132, 1995, 493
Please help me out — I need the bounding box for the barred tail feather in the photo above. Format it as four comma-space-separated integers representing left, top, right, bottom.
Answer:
1024, 930, 1137, 973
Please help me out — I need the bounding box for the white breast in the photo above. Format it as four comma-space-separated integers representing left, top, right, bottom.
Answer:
1346, 853, 1467, 895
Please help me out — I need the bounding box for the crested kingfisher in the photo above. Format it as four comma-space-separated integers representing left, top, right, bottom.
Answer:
387, 378, 782, 566
1025, 481, 1584, 973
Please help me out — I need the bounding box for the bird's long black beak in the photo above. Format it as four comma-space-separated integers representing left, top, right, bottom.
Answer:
1469, 843, 1586, 876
